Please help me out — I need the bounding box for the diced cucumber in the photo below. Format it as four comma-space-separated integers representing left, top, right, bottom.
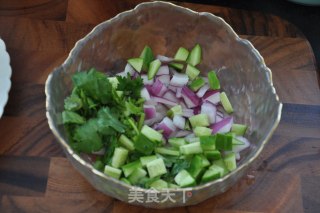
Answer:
108, 77, 119, 89
204, 150, 221, 160
104, 165, 122, 179
223, 152, 237, 171
140, 45, 154, 71
168, 183, 180, 188
200, 135, 216, 151
194, 126, 212, 137
201, 168, 221, 183
169, 62, 184, 71
220, 92, 234, 114
189, 78, 205, 91
119, 134, 135, 151
121, 160, 142, 177
155, 147, 180, 156
146, 158, 167, 178
167, 105, 183, 118
127, 58, 143, 73
148, 59, 161, 80
208, 164, 226, 177
141, 125, 163, 142
149, 179, 168, 189
186, 64, 200, 80
168, 138, 187, 148
208, 71, 220, 90
216, 133, 233, 151
174, 170, 196, 187
189, 114, 210, 128
174, 47, 189, 61
231, 124, 247, 136
180, 142, 203, 155
211, 159, 229, 176
128, 168, 147, 184
134, 133, 156, 155
111, 147, 129, 168
188, 155, 204, 179
120, 177, 131, 185
199, 154, 210, 167
140, 155, 158, 167
187, 44, 202, 66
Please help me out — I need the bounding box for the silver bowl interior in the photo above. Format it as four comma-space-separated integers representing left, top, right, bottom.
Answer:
45, 1, 282, 208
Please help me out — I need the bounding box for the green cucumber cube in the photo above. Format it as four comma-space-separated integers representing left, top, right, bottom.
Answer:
220, 92, 234, 114
148, 59, 161, 80
216, 133, 233, 151
149, 179, 168, 189
180, 142, 203, 155
223, 152, 237, 171
140, 45, 154, 71
200, 135, 216, 151
174, 170, 195, 187
199, 154, 210, 167
204, 150, 221, 160
104, 165, 122, 179
189, 114, 210, 128
111, 147, 129, 168
186, 64, 200, 80
140, 155, 158, 167
211, 159, 229, 176
168, 138, 187, 148
120, 177, 131, 185
121, 160, 142, 177
128, 168, 147, 184
119, 134, 135, 151
208, 70, 220, 90
201, 168, 221, 183
174, 47, 189, 61
127, 58, 143, 73
134, 133, 156, 155
187, 155, 204, 179
146, 158, 167, 178
187, 44, 202, 66
167, 105, 183, 118
189, 78, 205, 91
155, 147, 180, 156
231, 124, 247, 136
141, 125, 163, 142
194, 126, 212, 137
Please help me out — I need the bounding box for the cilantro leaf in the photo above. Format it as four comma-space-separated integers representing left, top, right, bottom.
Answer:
116, 75, 143, 99
62, 111, 86, 124
97, 107, 126, 133
72, 68, 114, 104
64, 92, 83, 111
73, 119, 103, 153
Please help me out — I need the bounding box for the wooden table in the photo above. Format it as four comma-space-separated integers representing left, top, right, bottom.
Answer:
0, 0, 319, 212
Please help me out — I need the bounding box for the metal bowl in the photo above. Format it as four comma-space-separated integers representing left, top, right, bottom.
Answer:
45, 1, 282, 208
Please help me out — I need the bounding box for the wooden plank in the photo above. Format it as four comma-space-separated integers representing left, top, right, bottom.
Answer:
0, 116, 64, 157
0, 156, 50, 196
0, 0, 67, 21
66, 0, 302, 38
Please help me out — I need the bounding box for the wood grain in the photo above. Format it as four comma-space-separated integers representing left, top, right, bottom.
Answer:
0, 0, 319, 212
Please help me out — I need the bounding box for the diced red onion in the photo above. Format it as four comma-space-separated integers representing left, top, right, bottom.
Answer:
140, 87, 151, 101
181, 86, 200, 108
163, 91, 179, 103
211, 117, 233, 134
141, 75, 154, 85
145, 112, 164, 126
124, 63, 135, 76
170, 73, 189, 87
156, 55, 174, 63
155, 103, 168, 114
156, 65, 170, 75
156, 117, 176, 138
216, 114, 223, 122
152, 97, 177, 106
151, 79, 167, 96
168, 85, 178, 93
144, 105, 156, 120
173, 115, 186, 129
157, 75, 170, 85
201, 101, 217, 123
236, 152, 241, 160
176, 87, 182, 98
185, 136, 199, 143
196, 84, 210, 98
203, 90, 220, 105
171, 130, 192, 138
182, 108, 194, 118
193, 106, 201, 115
144, 99, 156, 106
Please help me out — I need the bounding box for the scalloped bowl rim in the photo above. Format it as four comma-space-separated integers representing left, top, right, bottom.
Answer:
45, 1, 282, 194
